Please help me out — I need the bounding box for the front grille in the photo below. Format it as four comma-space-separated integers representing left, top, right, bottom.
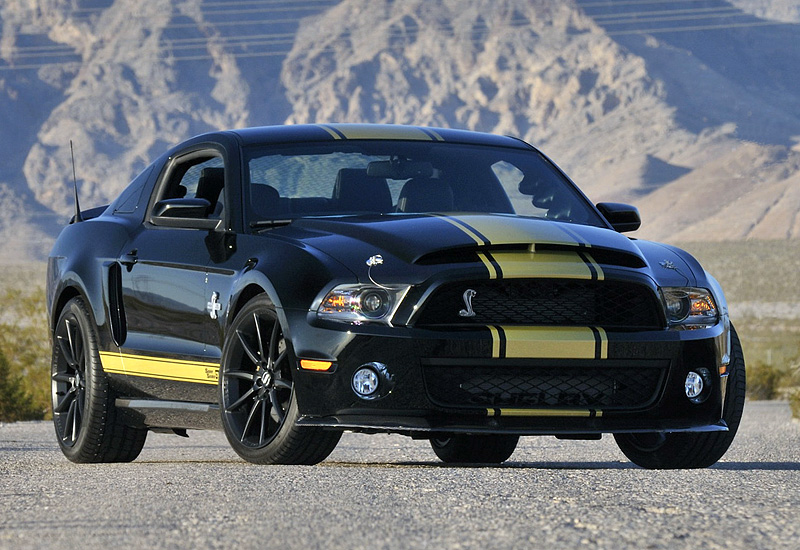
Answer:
414, 279, 663, 329
423, 362, 667, 410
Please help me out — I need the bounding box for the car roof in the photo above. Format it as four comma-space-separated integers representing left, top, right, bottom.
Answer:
216, 123, 534, 150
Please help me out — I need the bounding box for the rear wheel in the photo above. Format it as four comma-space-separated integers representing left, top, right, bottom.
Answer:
220, 295, 341, 464
430, 434, 519, 464
614, 324, 746, 469
51, 296, 147, 463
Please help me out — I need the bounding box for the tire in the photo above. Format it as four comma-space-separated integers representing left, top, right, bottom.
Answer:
430, 434, 519, 464
614, 324, 746, 469
51, 296, 147, 463
219, 295, 341, 464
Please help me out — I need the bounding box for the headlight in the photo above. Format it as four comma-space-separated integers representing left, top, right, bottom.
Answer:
660, 287, 719, 328
317, 284, 409, 325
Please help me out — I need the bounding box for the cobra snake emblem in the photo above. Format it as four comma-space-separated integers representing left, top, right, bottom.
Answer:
458, 289, 477, 317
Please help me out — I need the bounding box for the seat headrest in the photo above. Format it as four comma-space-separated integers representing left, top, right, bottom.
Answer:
396, 178, 454, 213
197, 167, 224, 201
332, 168, 392, 213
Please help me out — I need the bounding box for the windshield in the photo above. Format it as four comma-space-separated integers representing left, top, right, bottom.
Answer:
244, 141, 606, 228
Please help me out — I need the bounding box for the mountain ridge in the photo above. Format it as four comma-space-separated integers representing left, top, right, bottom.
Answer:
0, 0, 798, 260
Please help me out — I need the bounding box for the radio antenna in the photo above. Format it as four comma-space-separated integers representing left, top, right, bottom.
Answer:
70, 140, 83, 223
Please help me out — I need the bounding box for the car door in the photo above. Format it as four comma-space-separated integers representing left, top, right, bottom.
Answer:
114, 148, 228, 400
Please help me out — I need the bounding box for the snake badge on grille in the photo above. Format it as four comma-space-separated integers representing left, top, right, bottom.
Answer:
459, 289, 477, 317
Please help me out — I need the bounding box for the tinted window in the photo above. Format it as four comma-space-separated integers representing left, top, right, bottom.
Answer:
245, 141, 605, 228
156, 155, 225, 220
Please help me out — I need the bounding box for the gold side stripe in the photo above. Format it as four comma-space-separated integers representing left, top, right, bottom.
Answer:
99, 351, 220, 385
487, 408, 603, 418
493, 326, 608, 360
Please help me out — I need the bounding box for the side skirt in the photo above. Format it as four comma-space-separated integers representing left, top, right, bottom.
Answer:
116, 398, 222, 431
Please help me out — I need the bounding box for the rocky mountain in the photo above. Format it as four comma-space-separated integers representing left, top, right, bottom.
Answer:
0, 0, 798, 261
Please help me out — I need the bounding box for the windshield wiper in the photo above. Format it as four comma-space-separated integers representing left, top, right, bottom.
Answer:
250, 219, 294, 231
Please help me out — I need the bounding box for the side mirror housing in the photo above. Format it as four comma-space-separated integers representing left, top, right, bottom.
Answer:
596, 202, 641, 233
151, 198, 222, 230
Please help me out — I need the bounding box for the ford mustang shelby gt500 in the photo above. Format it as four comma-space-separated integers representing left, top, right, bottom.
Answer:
47, 124, 745, 468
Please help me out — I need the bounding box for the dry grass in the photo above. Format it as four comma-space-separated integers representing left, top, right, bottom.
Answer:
676, 241, 800, 370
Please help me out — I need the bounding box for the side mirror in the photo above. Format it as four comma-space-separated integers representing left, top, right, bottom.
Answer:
596, 202, 641, 233
151, 198, 222, 230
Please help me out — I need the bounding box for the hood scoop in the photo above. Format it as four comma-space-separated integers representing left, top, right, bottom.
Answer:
415, 242, 646, 269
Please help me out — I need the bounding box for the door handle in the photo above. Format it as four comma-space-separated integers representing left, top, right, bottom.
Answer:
120, 249, 138, 271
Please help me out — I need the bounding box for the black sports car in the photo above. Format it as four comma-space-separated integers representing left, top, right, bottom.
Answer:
47, 124, 745, 468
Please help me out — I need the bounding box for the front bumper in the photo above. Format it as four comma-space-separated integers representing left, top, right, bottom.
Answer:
289, 315, 728, 436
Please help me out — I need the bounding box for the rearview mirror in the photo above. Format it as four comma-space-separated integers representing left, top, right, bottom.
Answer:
367, 159, 433, 179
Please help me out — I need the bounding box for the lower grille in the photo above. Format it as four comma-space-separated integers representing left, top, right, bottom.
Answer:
423, 362, 667, 410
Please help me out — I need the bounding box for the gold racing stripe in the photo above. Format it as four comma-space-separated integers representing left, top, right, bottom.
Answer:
317, 125, 345, 140
477, 252, 500, 279
485, 408, 603, 418
317, 124, 440, 141
436, 215, 487, 245
490, 248, 603, 280
449, 214, 581, 248
490, 326, 608, 360
440, 215, 604, 280
99, 351, 219, 385
487, 325, 502, 359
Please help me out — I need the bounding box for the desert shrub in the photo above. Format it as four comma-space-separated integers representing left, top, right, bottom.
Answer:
789, 391, 800, 420
0, 286, 50, 421
0, 349, 43, 421
746, 362, 784, 400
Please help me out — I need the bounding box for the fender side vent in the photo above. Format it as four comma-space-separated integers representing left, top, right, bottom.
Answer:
107, 262, 127, 346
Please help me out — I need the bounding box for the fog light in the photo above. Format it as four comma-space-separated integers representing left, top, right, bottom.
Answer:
684, 368, 712, 404
352, 367, 380, 398
685, 371, 703, 399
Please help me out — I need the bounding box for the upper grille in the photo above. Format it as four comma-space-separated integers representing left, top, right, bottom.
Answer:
414, 279, 663, 329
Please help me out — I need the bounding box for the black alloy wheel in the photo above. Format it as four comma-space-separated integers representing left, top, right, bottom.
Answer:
51, 296, 147, 463
220, 295, 341, 464
614, 324, 747, 469
52, 309, 87, 447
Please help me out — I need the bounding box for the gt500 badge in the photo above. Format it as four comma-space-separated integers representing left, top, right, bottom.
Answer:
459, 289, 477, 317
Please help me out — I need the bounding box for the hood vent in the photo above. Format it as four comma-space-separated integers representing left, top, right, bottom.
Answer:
415, 243, 646, 269
535, 243, 646, 269
415, 244, 528, 266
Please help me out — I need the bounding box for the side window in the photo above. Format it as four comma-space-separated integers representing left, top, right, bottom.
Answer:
160, 155, 225, 219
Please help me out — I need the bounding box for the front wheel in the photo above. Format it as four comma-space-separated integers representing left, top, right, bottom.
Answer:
219, 295, 341, 464
614, 324, 746, 469
430, 434, 519, 464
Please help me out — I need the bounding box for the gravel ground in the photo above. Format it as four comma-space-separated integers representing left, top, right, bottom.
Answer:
1, 401, 798, 550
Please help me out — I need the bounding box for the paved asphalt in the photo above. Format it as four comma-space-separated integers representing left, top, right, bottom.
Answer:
1, 401, 798, 550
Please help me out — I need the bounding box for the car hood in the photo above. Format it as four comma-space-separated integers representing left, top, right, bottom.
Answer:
271, 213, 688, 282
288, 213, 638, 259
